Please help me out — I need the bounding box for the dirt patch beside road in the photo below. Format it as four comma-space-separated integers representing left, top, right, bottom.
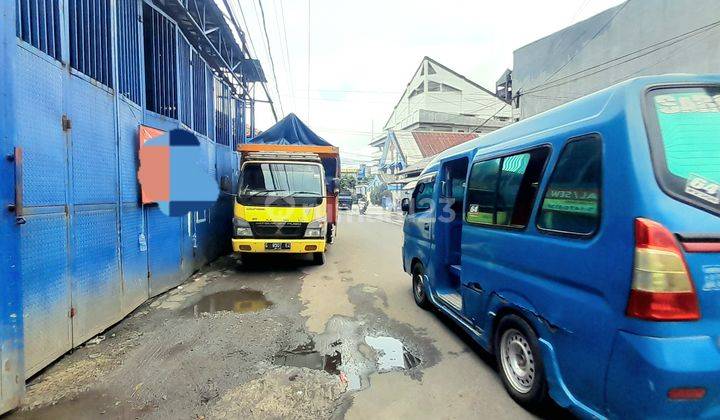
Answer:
209, 366, 346, 419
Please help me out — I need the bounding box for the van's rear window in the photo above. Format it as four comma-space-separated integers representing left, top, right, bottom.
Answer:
647, 87, 720, 215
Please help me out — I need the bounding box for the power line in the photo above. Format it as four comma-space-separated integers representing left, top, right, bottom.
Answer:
257, 0, 284, 117
517, 22, 720, 111
277, 0, 296, 111
521, 18, 720, 96
470, 104, 509, 133
224, 0, 278, 121
268, 0, 295, 112
568, 0, 593, 25
523, 0, 631, 94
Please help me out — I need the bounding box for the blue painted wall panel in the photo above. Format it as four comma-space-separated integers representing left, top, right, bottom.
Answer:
215, 144, 231, 183
120, 204, 148, 313
147, 207, 183, 296
2, 2, 25, 410
69, 78, 118, 205
207, 139, 216, 179
8, 0, 245, 394
70, 208, 122, 346
14, 47, 66, 207
20, 213, 72, 376
119, 101, 142, 203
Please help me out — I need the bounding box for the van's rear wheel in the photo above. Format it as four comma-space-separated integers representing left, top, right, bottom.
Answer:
312, 252, 326, 265
412, 263, 431, 309
495, 314, 548, 410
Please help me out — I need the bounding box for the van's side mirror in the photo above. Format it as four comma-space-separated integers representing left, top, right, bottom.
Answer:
330, 177, 341, 195
220, 175, 232, 194
401, 198, 410, 214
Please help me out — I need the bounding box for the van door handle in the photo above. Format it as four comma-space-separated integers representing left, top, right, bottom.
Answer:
423, 223, 429, 231
468, 282, 484, 293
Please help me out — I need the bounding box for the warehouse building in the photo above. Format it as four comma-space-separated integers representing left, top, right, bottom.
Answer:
1, 0, 263, 412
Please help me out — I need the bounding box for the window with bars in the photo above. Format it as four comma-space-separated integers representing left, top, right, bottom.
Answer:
143, 4, 177, 118
16, 0, 62, 61
206, 67, 215, 140
178, 35, 192, 127
117, 0, 142, 104
191, 50, 207, 135
68, 0, 113, 87
232, 98, 245, 150
215, 78, 231, 146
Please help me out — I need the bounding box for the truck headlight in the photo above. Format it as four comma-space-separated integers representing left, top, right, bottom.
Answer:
233, 217, 253, 237
305, 217, 326, 238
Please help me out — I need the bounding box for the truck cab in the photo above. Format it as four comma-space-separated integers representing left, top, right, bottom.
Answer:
232, 151, 329, 265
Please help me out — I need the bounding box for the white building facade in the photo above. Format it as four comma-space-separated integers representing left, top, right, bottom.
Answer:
382, 57, 512, 133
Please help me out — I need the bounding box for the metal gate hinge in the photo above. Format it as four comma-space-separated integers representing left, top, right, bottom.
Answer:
70, 307, 76, 318
62, 115, 72, 132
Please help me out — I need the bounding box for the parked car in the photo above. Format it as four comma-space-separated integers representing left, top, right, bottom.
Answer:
338, 191, 353, 210
401, 75, 720, 419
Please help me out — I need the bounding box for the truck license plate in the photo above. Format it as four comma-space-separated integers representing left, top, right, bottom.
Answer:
265, 242, 291, 250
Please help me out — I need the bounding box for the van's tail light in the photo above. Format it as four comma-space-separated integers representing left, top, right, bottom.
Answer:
626, 218, 700, 321
668, 387, 706, 400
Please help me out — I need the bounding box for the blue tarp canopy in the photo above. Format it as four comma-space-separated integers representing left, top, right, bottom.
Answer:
249, 113, 333, 146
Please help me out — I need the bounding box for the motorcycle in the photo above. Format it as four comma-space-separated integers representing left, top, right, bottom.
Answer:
358, 197, 369, 215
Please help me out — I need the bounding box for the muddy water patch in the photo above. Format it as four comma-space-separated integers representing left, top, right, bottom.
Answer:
364, 336, 421, 372
11, 390, 138, 420
183, 290, 272, 317
273, 317, 423, 392
272, 343, 342, 375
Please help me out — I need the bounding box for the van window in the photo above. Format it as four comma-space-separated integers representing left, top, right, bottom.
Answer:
466, 147, 549, 228
413, 177, 435, 212
466, 158, 500, 224
537, 137, 602, 235
647, 87, 720, 216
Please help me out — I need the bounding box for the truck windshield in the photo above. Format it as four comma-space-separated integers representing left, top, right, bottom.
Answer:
647, 87, 720, 216
240, 163, 323, 197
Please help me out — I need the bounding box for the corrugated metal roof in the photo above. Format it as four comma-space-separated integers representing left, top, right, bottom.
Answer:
394, 130, 424, 165
412, 131, 477, 157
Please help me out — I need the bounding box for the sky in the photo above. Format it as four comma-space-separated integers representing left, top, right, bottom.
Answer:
222, 0, 625, 165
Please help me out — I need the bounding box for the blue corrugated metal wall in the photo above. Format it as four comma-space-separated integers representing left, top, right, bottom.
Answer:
6, 0, 248, 398
2, 1, 25, 413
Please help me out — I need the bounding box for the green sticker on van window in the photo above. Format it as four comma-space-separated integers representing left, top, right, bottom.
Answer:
467, 204, 494, 224
654, 93, 720, 183
541, 189, 598, 215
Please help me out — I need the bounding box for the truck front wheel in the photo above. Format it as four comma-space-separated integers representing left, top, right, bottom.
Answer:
312, 252, 326, 265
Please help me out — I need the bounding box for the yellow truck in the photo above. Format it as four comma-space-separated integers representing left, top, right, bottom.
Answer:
232, 144, 340, 265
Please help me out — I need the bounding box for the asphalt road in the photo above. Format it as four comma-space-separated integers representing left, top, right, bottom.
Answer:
6, 208, 543, 420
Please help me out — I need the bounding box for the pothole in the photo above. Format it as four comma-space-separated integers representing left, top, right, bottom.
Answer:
272, 342, 342, 375
272, 331, 422, 392
364, 336, 421, 372
184, 290, 272, 317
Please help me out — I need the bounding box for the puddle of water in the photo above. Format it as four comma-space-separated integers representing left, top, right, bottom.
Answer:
272, 344, 342, 376
184, 290, 272, 317
364, 336, 421, 372
273, 333, 421, 392
8, 391, 137, 420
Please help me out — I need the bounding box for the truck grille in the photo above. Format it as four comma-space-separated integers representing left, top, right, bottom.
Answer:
250, 222, 308, 239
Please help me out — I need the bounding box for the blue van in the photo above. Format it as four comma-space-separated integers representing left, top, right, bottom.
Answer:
401, 75, 720, 419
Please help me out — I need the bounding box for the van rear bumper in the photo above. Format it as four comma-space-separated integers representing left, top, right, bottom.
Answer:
232, 238, 326, 253
605, 331, 720, 419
